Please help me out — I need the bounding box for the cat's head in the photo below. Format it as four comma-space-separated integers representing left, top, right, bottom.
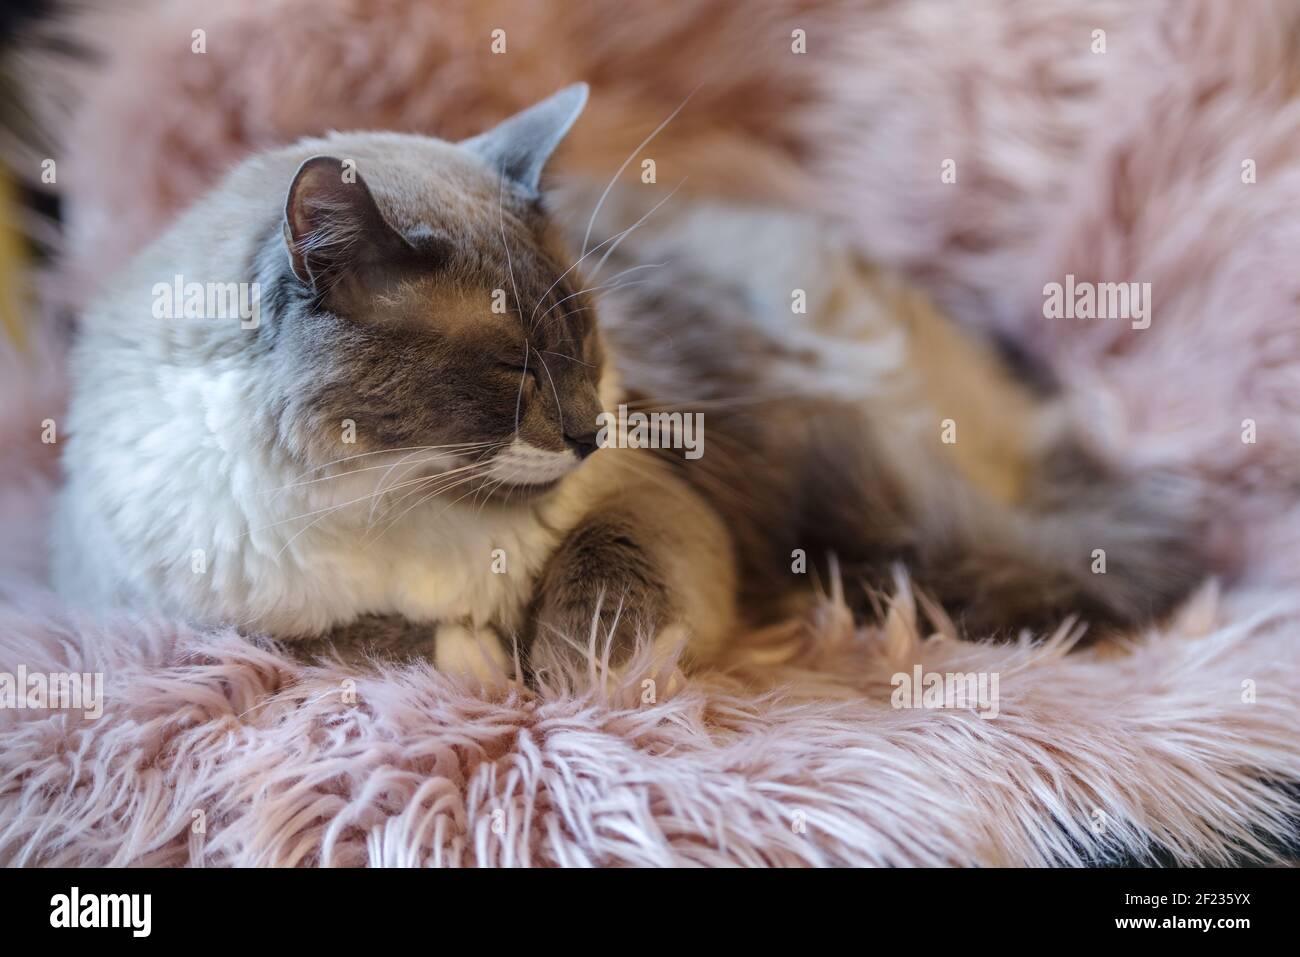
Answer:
268, 84, 607, 500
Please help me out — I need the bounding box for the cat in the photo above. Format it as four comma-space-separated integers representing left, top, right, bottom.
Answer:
51, 83, 1205, 688
51, 84, 737, 682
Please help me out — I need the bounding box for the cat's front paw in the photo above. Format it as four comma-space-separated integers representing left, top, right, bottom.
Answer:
527, 606, 689, 706
434, 622, 511, 689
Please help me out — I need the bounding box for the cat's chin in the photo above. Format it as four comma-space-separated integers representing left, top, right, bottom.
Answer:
422, 471, 571, 508
482, 476, 566, 503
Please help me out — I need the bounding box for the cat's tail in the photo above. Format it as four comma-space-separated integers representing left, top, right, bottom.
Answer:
902, 461, 1212, 637
790, 403, 1212, 638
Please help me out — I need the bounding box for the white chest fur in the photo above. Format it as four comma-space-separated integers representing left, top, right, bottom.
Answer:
52, 349, 570, 639
241, 479, 562, 637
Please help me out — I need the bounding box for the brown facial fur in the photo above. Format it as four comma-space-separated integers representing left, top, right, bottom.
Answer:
267, 159, 607, 484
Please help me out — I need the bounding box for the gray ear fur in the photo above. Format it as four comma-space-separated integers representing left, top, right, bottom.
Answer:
461, 83, 588, 196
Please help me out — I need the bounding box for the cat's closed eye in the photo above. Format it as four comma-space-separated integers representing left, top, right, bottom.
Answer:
498, 362, 542, 392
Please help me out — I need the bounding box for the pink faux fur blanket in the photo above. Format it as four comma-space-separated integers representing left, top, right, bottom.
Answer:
2, 0, 1299, 866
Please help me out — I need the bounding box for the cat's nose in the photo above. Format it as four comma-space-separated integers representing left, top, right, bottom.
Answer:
565, 432, 600, 460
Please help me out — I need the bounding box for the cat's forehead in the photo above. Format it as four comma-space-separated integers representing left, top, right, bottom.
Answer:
399, 249, 592, 356
303, 135, 590, 346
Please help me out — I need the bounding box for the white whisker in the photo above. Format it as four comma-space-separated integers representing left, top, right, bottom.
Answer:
534, 350, 566, 437
265, 442, 494, 496
587, 182, 686, 282
579, 84, 700, 259
527, 198, 678, 329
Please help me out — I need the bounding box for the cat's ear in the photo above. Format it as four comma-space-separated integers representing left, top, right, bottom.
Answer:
461, 83, 588, 196
282, 156, 413, 290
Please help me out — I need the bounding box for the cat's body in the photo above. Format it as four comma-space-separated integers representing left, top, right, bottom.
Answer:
566, 183, 1207, 634
52, 86, 1204, 681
